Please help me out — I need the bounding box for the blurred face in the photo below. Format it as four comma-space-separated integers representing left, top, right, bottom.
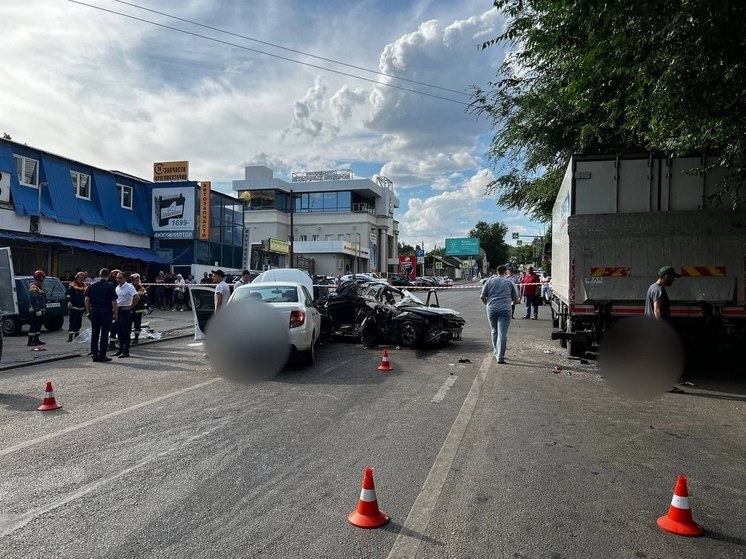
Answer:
528, 267, 534, 274
212, 274, 221, 283
242, 273, 250, 282
117, 273, 125, 285
132, 276, 141, 287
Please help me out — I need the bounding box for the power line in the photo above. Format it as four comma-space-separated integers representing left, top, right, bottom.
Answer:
67, 0, 470, 106
111, 0, 470, 98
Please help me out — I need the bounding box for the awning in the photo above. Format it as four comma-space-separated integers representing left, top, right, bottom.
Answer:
0, 232, 168, 264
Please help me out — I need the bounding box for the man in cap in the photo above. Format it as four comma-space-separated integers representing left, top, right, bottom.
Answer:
645, 266, 682, 321
65, 271, 88, 342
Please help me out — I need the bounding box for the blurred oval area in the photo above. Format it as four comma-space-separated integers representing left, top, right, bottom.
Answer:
205, 299, 290, 383
600, 317, 684, 400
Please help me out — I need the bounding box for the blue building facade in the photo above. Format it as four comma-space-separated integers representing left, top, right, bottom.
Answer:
0, 138, 244, 279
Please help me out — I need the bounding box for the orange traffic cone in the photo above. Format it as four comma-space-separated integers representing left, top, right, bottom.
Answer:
657, 475, 704, 536
348, 467, 389, 529
37, 381, 62, 412
377, 350, 393, 371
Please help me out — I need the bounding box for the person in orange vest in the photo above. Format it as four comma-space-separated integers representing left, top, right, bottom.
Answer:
65, 271, 88, 342
27, 270, 47, 346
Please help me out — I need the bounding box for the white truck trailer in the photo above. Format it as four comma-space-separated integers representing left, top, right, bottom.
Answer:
550, 154, 746, 356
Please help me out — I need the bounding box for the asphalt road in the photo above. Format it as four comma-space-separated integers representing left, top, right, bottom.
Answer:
0, 287, 743, 559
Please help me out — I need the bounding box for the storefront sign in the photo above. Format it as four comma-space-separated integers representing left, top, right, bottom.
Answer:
269, 238, 290, 254
198, 181, 211, 240
152, 185, 195, 238
153, 161, 189, 182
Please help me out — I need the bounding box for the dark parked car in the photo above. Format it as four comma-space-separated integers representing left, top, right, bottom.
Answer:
388, 274, 413, 287
0, 276, 69, 336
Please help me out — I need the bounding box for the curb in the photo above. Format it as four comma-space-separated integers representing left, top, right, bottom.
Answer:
0, 328, 195, 372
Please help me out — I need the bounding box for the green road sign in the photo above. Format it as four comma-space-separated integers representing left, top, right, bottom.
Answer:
445, 237, 480, 256
435, 261, 444, 269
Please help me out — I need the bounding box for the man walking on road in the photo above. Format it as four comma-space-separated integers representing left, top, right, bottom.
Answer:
85, 268, 118, 363
644, 266, 681, 321
481, 265, 521, 364
521, 266, 541, 320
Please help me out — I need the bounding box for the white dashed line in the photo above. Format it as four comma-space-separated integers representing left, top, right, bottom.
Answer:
430, 375, 458, 403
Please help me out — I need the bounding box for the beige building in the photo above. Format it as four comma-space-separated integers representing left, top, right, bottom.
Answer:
232, 166, 399, 276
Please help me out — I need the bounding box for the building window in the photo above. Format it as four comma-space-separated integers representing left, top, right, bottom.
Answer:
14, 155, 39, 187
312, 234, 320, 241
299, 235, 308, 241
325, 234, 332, 240
70, 171, 91, 199
116, 184, 133, 209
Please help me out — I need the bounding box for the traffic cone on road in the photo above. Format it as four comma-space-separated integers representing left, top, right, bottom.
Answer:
37, 381, 62, 412
348, 467, 389, 529
657, 475, 704, 536
377, 350, 393, 372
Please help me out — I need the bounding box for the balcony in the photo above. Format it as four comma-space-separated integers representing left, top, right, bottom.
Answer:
352, 203, 375, 215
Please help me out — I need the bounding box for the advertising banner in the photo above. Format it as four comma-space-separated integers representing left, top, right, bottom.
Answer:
369, 230, 377, 273
152, 185, 195, 239
268, 239, 290, 254
398, 255, 416, 281
153, 161, 189, 182
198, 181, 211, 240
445, 237, 480, 256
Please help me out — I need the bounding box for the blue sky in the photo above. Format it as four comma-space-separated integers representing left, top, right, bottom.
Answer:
0, 0, 545, 248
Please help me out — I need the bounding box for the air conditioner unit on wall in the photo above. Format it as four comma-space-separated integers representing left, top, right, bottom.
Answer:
0, 169, 11, 203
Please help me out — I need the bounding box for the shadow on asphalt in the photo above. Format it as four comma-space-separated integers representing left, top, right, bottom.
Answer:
0, 392, 71, 413
703, 528, 746, 547
381, 520, 445, 547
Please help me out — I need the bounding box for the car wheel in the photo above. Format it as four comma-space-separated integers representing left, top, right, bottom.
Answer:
398, 321, 419, 347
1, 316, 21, 336
302, 332, 316, 366
43, 316, 65, 332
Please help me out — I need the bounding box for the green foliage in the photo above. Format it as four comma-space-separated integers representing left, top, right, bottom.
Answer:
398, 242, 415, 255
471, 0, 746, 220
508, 243, 534, 265
468, 221, 509, 268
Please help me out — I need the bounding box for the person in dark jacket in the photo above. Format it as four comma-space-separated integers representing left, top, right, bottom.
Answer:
85, 268, 118, 363
27, 270, 47, 346
65, 271, 87, 342
130, 274, 149, 344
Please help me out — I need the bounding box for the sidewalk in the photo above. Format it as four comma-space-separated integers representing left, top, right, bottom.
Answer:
0, 309, 195, 370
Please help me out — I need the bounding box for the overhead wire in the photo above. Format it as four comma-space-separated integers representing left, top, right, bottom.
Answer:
67, 0, 471, 106
110, 0, 471, 98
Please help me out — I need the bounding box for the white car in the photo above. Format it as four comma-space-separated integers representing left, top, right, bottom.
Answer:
252, 268, 314, 297
229, 281, 321, 365
340, 273, 387, 284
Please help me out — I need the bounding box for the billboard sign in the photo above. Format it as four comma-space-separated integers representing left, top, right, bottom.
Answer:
398, 255, 416, 281
198, 181, 211, 240
153, 161, 189, 182
445, 237, 480, 256
152, 185, 195, 239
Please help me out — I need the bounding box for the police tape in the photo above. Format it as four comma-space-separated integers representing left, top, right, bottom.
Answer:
64, 281, 547, 289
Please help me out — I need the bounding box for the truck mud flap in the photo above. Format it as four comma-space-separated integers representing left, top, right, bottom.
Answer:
551, 330, 592, 343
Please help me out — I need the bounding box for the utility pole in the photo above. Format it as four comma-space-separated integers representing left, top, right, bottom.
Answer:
288, 189, 294, 268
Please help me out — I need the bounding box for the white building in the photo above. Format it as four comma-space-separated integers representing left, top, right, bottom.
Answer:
232, 166, 399, 276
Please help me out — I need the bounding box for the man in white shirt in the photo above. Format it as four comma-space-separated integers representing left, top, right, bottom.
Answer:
212, 269, 231, 313
114, 272, 140, 358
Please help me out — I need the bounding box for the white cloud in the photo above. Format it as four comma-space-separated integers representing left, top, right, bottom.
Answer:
399, 169, 496, 244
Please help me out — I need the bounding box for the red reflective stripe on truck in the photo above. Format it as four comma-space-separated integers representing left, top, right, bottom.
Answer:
722, 307, 746, 316
590, 267, 630, 277
680, 266, 726, 277
610, 306, 643, 315
569, 304, 596, 314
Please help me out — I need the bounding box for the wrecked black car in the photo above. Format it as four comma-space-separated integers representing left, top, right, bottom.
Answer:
320, 281, 465, 348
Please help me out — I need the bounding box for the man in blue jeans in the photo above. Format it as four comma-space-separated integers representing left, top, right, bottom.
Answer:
481, 265, 521, 364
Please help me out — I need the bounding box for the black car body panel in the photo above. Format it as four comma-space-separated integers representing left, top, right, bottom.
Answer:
320, 281, 465, 348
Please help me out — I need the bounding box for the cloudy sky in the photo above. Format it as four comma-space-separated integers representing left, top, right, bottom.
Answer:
1, 0, 546, 248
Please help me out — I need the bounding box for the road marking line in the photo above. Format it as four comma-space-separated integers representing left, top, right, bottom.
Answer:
0, 378, 222, 458
388, 353, 492, 559
430, 376, 458, 403
0, 421, 226, 537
